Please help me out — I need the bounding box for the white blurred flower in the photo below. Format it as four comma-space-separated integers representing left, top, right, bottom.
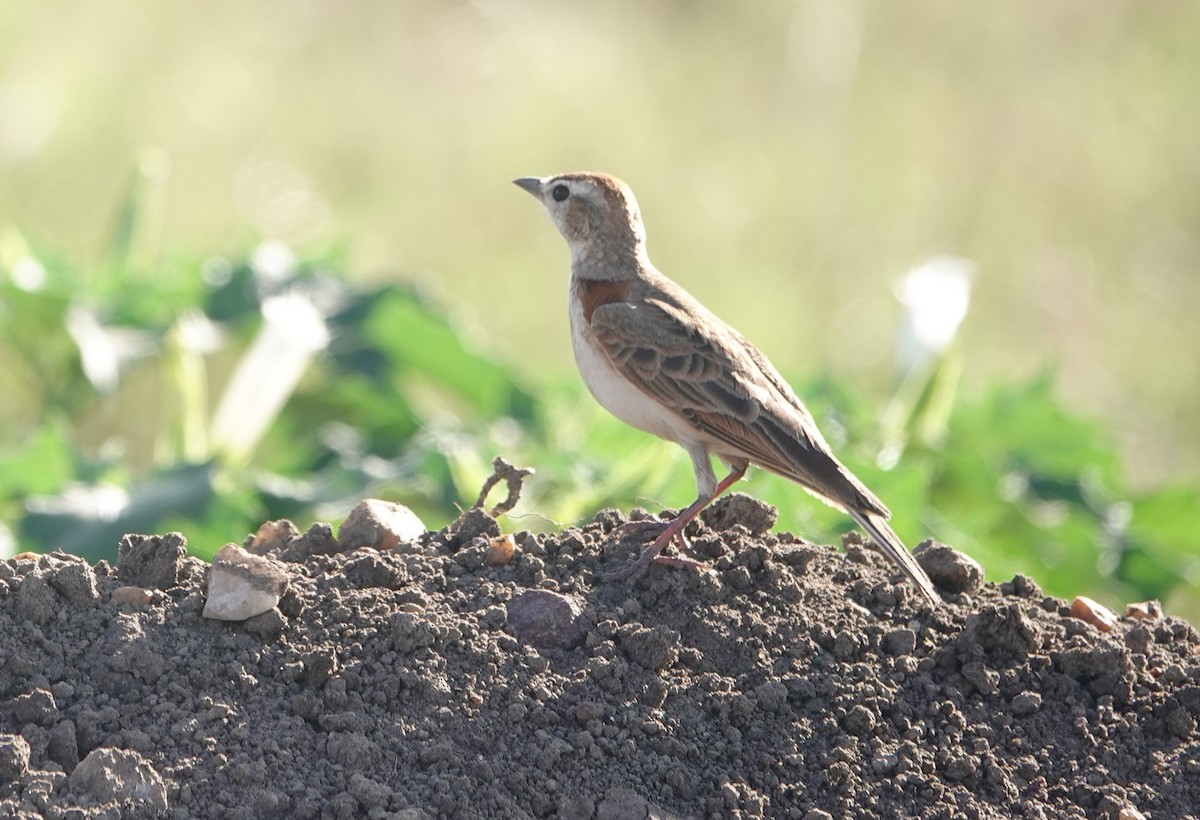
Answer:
209, 292, 330, 462
895, 254, 976, 372
66, 306, 120, 393
0, 522, 14, 559
65, 306, 158, 393
10, 255, 47, 291
250, 239, 298, 286
174, 310, 223, 355
25, 483, 130, 522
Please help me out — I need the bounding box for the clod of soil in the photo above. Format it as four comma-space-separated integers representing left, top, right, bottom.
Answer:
1, 494, 1198, 819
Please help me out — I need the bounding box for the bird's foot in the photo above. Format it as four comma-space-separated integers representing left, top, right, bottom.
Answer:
600, 518, 708, 582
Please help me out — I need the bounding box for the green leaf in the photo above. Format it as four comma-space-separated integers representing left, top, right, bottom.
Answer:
21, 462, 218, 562
0, 419, 75, 499
1120, 485, 1200, 600
356, 286, 537, 423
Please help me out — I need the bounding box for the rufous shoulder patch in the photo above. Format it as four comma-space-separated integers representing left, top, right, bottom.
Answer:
575, 278, 633, 323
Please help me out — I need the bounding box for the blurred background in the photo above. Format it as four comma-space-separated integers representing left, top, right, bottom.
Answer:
1, 1, 1197, 613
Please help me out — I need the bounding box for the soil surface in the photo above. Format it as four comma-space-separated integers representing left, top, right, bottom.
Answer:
1, 494, 1198, 819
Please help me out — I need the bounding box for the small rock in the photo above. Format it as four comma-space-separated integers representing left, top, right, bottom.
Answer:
537, 737, 572, 770
843, 532, 871, 564
338, 499, 426, 552
245, 519, 301, 555
68, 747, 167, 814
701, 492, 777, 535
1118, 807, 1148, 820
914, 540, 984, 594
506, 590, 587, 650
116, 533, 187, 589
203, 545, 290, 621
1071, 596, 1118, 632
1125, 600, 1162, 621
485, 534, 515, 567
871, 752, 899, 775
110, 586, 158, 608
0, 734, 30, 783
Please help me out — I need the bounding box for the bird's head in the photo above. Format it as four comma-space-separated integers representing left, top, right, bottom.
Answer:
513, 172, 648, 271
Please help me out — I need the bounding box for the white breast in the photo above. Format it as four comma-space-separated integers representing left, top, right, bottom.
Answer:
569, 295, 695, 444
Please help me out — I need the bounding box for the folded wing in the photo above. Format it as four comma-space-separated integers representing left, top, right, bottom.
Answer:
589, 294, 889, 519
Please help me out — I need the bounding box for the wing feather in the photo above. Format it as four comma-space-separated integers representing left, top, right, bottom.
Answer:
589, 295, 887, 517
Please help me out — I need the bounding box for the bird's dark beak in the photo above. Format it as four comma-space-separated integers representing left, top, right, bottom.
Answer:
512, 177, 543, 198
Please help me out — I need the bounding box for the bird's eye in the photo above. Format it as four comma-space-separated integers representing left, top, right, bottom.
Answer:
552, 184, 570, 202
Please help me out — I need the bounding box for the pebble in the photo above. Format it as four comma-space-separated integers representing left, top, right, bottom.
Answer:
338, 499, 427, 552
1124, 600, 1162, 621
1070, 596, 1118, 632
914, 540, 984, 594
506, 589, 587, 650
202, 545, 290, 621
111, 586, 158, 608
485, 534, 515, 567
245, 519, 301, 555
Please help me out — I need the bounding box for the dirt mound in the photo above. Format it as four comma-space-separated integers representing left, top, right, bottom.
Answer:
1, 494, 1198, 819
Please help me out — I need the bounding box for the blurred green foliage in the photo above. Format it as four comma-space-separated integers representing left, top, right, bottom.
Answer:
1, 2, 1198, 491
0, 232, 1196, 620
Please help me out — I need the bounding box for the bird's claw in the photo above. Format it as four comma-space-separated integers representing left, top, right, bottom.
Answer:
600, 521, 708, 582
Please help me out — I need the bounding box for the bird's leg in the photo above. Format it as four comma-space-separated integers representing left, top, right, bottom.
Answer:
608, 519, 699, 571
601, 464, 747, 582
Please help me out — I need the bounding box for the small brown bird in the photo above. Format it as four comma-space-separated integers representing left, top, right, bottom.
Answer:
514, 172, 940, 606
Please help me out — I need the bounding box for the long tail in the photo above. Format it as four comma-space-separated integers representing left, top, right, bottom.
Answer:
849, 510, 941, 606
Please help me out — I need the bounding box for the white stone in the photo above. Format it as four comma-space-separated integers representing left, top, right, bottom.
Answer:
202, 544, 289, 622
